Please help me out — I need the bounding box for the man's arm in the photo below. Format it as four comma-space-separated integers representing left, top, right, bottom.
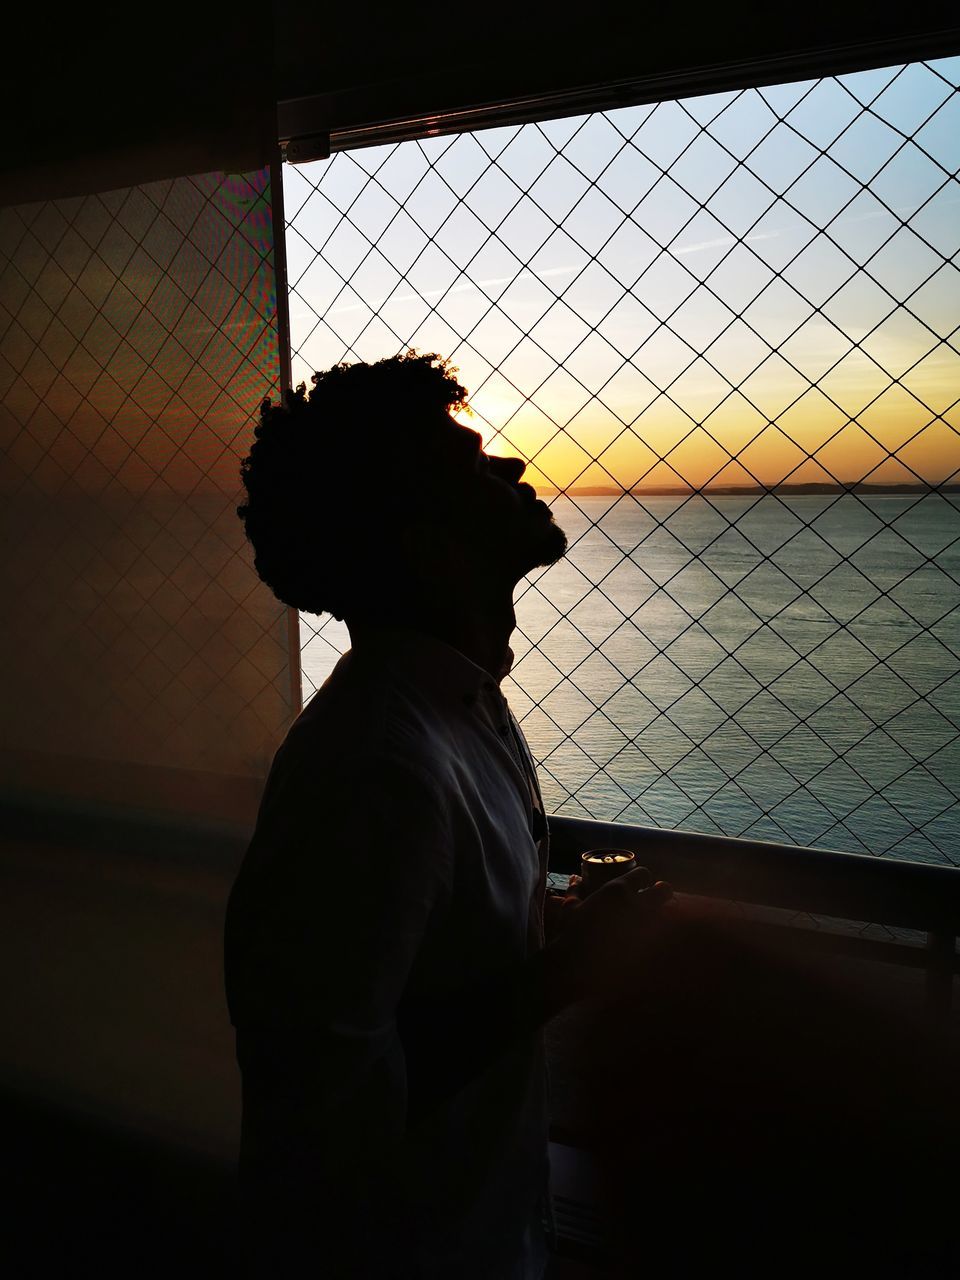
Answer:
226, 752, 459, 1268
227, 755, 452, 1116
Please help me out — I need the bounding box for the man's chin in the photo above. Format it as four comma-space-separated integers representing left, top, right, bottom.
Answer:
520, 518, 568, 574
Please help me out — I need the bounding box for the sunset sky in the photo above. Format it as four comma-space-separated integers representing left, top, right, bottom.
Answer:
284, 58, 960, 493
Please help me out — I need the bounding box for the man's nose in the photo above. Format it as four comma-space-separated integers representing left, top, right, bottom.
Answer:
491, 455, 527, 483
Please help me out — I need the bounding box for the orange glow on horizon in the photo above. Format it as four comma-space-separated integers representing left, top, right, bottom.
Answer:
456, 353, 960, 492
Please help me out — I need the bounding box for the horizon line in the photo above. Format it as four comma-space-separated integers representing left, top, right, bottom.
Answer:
540, 482, 960, 497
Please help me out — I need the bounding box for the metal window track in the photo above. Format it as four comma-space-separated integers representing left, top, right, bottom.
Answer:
278, 28, 960, 160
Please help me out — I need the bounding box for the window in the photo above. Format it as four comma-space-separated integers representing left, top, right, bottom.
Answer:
284, 59, 960, 863
0, 167, 293, 818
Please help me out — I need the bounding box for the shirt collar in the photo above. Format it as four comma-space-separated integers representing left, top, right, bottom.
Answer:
347, 626, 507, 710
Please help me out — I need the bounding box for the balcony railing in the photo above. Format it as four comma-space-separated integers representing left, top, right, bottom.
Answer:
547, 813, 959, 1021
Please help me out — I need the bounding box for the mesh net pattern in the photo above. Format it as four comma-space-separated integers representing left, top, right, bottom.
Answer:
0, 169, 294, 817
283, 60, 960, 863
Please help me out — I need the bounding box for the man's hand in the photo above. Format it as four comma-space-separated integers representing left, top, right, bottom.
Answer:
543, 865, 673, 1008
543, 889, 582, 945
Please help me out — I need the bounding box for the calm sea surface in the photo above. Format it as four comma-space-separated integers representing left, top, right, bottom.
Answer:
302, 493, 960, 865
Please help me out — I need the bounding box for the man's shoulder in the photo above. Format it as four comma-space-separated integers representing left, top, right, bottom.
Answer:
277, 652, 458, 789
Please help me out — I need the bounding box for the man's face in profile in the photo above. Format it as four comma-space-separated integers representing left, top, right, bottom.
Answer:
424, 416, 568, 580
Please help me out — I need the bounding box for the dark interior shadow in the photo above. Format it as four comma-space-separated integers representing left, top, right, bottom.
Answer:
565, 910, 959, 1279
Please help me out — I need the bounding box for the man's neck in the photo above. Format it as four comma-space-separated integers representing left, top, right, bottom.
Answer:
347, 588, 517, 682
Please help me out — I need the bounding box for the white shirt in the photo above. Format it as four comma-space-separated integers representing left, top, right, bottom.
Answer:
224, 627, 554, 1278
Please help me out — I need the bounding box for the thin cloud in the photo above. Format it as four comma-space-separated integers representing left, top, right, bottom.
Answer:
321, 262, 581, 318
674, 230, 781, 256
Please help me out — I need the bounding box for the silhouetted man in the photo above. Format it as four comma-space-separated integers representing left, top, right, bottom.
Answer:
223, 352, 669, 1278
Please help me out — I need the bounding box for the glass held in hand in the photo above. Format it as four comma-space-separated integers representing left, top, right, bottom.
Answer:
569, 848, 636, 898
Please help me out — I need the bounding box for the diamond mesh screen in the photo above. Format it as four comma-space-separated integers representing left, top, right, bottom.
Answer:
0, 168, 295, 822
284, 60, 960, 864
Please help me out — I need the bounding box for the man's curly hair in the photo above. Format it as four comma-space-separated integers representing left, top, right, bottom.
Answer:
238, 351, 469, 618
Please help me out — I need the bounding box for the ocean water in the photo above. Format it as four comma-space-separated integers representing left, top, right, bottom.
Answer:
302, 492, 960, 865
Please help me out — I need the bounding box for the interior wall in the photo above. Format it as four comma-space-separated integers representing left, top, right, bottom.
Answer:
0, 5, 274, 204
0, 833, 243, 1162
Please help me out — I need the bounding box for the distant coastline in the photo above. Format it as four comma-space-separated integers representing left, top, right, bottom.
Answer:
545, 482, 960, 497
